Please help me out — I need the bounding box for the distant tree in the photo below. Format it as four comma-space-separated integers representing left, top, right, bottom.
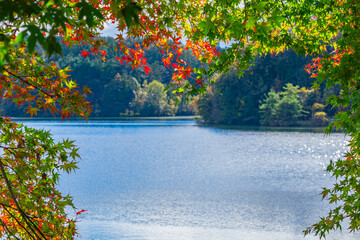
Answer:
312, 103, 329, 126
197, 88, 219, 123
197, 67, 254, 124
101, 74, 139, 116
175, 95, 198, 116
132, 80, 176, 116
196, 51, 313, 125
259, 83, 307, 126
276, 83, 307, 126
259, 90, 280, 126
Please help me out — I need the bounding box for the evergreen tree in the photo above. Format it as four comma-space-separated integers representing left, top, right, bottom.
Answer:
259, 84, 307, 126
259, 90, 280, 126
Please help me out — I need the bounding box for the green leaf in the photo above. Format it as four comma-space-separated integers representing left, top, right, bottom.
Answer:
272, 15, 286, 26
27, 35, 37, 53
76, 1, 104, 28
60, 160, 79, 174
44, 35, 63, 58
25, 24, 45, 53
120, 2, 142, 28
199, 21, 211, 36
256, 2, 267, 10
245, 17, 256, 29
15, 31, 27, 44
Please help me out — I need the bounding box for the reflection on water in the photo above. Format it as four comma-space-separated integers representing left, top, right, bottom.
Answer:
22, 119, 358, 240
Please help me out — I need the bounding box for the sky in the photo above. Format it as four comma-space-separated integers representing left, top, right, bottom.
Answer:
100, 22, 118, 37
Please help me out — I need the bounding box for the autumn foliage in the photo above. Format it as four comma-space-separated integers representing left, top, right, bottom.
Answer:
1, 0, 360, 239
0, 117, 82, 239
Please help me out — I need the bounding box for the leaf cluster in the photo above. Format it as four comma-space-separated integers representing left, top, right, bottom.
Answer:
0, 116, 80, 239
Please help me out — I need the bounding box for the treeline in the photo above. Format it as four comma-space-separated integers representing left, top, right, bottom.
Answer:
197, 51, 338, 126
1, 37, 197, 117
1, 37, 337, 125
100, 74, 196, 116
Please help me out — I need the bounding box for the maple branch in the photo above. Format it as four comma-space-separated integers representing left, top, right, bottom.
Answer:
2, 68, 61, 104
201, 44, 241, 84
0, 146, 27, 183
244, 0, 248, 19
138, 22, 164, 53
0, 202, 16, 210
0, 158, 47, 240
280, 0, 295, 31
1, 205, 35, 240
0, 145, 24, 150
0, 217, 21, 240
4, 163, 25, 186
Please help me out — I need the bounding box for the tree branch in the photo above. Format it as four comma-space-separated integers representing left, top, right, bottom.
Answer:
2, 68, 60, 105
0, 158, 47, 239
1, 204, 36, 240
0, 217, 21, 240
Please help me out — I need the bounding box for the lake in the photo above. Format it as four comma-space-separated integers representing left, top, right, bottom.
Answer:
21, 119, 359, 240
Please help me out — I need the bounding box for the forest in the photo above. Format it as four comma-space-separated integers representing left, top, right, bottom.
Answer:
1, 37, 198, 118
197, 50, 339, 126
1, 37, 335, 126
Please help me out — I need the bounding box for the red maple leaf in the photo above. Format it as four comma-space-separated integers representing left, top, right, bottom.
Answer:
76, 209, 87, 216
115, 56, 123, 64
144, 65, 152, 75
80, 51, 90, 59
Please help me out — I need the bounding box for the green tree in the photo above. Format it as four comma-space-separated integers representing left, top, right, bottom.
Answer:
197, 67, 253, 124
197, 88, 219, 123
197, 51, 314, 125
175, 95, 198, 116
259, 83, 307, 126
132, 80, 176, 116
259, 90, 280, 126
276, 83, 307, 126
101, 74, 139, 116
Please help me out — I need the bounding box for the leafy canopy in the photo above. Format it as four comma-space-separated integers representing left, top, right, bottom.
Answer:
1, 0, 360, 239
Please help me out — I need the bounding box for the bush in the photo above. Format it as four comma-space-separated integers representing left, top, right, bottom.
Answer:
313, 111, 329, 126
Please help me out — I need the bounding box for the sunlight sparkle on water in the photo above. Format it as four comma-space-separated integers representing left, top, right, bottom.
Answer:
22, 120, 357, 240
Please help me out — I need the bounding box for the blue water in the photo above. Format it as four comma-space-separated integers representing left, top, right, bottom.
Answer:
22, 119, 359, 240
